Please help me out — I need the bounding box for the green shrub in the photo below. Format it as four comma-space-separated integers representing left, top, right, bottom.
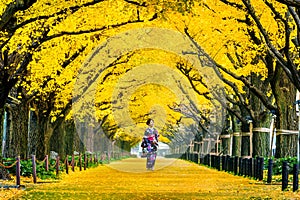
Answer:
265, 157, 298, 175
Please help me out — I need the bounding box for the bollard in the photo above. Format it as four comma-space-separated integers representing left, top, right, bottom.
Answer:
200, 155, 204, 164
224, 155, 228, 172
216, 156, 221, 171
249, 158, 253, 177
194, 153, 199, 164
240, 158, 243, 176
222, 156, 226, 171
238, 157, 242, 176
293, 163, 299, 192
259, 157, 264, 181
234, 156, 238, 175
242, 158, 246, 176
226, 155, 230, 172
207, 154, 211, 167
245, 159, 249, 177
16, 156, 20, 186
254, 158, 258, 179
32, 155, 37, 184
267, 159, 273, 184
256, 157, 261, 180
210, 155, 215, 168
282, 161, 289, 191
228, 157, 233, 172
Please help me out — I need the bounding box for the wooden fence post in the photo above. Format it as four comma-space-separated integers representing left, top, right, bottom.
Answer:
95, 153, 98, 165
16, 156, 20, 186
79, 153, 82, 171
32, 155, 37, 184
45, 155, 49, 171
56, 156, 60, 176
65, 155, 69, 174
84, 154, 86, 170
71, 154, 75, 172
87, 154, 89, 169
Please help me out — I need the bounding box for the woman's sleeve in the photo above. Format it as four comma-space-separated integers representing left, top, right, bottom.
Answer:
144, 128, 148, 136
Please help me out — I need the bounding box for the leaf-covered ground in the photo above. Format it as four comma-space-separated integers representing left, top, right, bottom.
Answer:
2, 158, 300, 199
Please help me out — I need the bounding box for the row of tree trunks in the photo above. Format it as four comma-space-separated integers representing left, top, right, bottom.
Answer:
2, 104, 131, 160
218, 129, 297, 158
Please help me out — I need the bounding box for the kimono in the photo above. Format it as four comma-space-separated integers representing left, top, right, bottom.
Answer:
142, 127, 159, 170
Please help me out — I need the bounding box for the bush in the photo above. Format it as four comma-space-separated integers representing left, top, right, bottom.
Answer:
2, 157, 57, 180
265, 157, 298, 175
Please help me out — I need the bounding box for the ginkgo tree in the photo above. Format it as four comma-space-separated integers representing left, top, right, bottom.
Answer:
176, 0, 299, 157
0, 0, 161, 158
0, 0, 204, 159
3, 0, 299, 160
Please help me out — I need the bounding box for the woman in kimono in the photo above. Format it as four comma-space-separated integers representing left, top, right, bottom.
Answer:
143, 119, 159, 170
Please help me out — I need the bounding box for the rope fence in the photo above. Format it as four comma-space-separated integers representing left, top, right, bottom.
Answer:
0, 151, 128, 187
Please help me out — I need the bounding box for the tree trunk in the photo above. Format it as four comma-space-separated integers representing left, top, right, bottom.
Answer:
10, 102, 29, 159
220, 136, 230, 155
232, 132, 241, 156
273, 66, 298, 158
241, 134, 250, 156
50, 121, 66, 157
252, 128, 270, 157
248, 73, 272, 157
3, 103, 29, 159
27, 108, 38, 158
50, 120, 84, 156
35, 113, 53, 160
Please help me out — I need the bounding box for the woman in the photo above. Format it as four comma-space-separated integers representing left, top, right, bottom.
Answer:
142, 119, 159, 170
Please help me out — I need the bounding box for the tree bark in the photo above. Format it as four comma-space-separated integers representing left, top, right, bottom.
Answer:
273, 66, 298, 158
10, 102, 29, 159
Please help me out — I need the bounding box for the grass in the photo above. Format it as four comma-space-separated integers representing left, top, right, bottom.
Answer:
1, 157, 300, 199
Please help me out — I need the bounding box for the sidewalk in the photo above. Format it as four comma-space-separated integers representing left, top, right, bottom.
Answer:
5, 158, 300, 199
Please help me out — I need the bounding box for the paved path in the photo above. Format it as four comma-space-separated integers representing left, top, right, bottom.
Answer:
9, 157, 300, 199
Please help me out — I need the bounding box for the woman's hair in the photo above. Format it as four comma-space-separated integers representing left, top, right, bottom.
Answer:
146, 119, 153, 125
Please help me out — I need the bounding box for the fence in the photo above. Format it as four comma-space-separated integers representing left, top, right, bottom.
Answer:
182, 152, 300, 192
0, 151, 127, 187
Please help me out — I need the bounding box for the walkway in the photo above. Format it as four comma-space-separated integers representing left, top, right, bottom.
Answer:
5, 157, 300, 199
